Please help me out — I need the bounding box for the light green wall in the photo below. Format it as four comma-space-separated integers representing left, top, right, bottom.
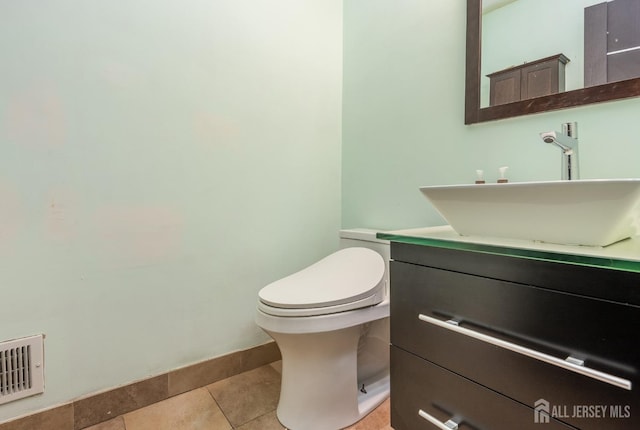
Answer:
342, 0, 640, 230
4, 0, 640, 423
0, 0, 342, 421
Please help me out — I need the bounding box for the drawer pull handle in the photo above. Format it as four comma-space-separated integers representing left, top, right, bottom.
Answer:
418, 409, 459, 429
418, 314, 632, 391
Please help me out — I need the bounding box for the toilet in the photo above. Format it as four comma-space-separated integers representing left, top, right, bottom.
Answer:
255, 229, 390, 430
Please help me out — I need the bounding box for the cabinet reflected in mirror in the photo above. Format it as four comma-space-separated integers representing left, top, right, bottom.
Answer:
465, 0, 640, 124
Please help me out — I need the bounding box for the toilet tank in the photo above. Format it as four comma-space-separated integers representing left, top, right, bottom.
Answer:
339, 229, 390, 295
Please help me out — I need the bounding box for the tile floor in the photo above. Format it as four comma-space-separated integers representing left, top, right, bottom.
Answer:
82, 361, 391, 430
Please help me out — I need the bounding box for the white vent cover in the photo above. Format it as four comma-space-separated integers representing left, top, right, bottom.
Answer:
0, 334, 44, 405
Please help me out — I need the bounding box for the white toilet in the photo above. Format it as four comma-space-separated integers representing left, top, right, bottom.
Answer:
255, 229, 390, 430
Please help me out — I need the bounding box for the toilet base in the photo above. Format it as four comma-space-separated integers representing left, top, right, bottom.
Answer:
266, 318, 389, 430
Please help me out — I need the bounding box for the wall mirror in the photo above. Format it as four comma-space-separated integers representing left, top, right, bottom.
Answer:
465, 0, 640, 124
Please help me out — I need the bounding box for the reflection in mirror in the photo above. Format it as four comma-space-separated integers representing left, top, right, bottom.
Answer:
465, 0, 640, 124
482, 0, 583, 107
482, 0, 640, 108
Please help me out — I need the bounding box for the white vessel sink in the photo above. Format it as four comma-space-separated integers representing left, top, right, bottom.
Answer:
419, 179, 640, 247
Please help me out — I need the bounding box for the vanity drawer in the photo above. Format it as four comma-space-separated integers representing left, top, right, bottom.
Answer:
391, 346, 574, 430
390, 241, 640, 305
391, 261, 640, 430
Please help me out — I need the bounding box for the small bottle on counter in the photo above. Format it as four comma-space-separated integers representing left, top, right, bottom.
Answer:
497, 166, 509, 183
475, 169, 485, 184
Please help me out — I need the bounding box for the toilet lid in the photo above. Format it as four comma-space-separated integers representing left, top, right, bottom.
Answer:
258, 247, 385, 315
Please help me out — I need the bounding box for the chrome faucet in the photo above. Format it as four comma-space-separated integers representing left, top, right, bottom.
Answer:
540, 122, 579, 180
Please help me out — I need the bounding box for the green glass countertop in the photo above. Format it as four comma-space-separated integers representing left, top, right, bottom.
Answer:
377, 226, 640, 273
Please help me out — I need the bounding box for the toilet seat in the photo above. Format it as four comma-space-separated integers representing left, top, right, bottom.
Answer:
258, 247, 385, 317
258, 290, 385, 317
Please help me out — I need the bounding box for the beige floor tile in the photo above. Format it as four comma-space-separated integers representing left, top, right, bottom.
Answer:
269, 360, 282, 374
123, 388, 231, 430
235, 411, 285, 430
83, 416, 126, 430
206, 364, 281, 427
345, 398, 391, 430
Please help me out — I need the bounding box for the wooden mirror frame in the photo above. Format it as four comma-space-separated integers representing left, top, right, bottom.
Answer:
465, 0, 640, 124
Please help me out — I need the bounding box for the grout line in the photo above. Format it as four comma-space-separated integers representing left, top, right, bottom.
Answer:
237, 409, 282, 430
204, 386, 234, 429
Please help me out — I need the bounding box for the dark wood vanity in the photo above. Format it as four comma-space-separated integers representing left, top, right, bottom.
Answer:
383, 231, 640, 430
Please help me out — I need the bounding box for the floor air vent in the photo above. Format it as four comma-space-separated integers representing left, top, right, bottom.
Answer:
0, 334, 44, 405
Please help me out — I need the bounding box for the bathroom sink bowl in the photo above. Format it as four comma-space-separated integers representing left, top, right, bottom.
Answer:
419, 179, 640, 246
